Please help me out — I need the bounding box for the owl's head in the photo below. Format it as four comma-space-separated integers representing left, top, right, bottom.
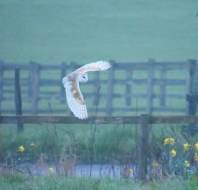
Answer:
78, 74, 88, 83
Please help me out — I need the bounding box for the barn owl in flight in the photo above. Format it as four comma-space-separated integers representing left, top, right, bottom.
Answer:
62, 61, 111, 119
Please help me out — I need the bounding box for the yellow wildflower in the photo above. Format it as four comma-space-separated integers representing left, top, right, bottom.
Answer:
128, 168, 133, 175
152, 160, 159, 168
17, 145, 25, 153
170, 149, 176, 157
169, 138, 175, 145
183, 143, 191, 152
194, 142, 198, 152
184, 160, 190, 168
194, 153, 198, 161
164, 138, 169, 145
163, 137, 175, 145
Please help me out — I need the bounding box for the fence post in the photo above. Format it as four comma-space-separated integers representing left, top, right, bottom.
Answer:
0, 61, 4, 115
125, 70, 132, 106
106, 60, 114, 116
160, 66, 167, 106
186, 59, 198, 135
14, 68, 23, 132
147, 59, 154, 114
187, 59, 198, 115
137, 114, 151, 180
29, 62, 40, 114
93, 72, 100, 112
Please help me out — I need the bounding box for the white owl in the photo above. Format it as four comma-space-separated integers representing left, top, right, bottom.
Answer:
62, 61, 111, 119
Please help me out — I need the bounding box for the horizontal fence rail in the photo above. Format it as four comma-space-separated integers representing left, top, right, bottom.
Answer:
1, 115, 198, 124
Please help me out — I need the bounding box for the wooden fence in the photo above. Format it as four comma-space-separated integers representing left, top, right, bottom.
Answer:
1, 114, 198, 180
0, 59, 198, 116
1, 59, 198, 180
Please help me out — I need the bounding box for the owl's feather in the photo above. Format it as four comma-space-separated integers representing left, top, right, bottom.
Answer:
76, 61, 111, 75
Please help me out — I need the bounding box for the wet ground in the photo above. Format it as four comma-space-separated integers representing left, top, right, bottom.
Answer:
2, 163, 135, 179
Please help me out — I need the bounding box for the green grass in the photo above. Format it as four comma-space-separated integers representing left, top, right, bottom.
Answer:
0, 0, 198, 63
0, 122, 197, 163
0, 123, 137, 163
0, 173, 197, 190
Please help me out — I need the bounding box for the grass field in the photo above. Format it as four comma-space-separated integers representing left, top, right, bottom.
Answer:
1, 122, 198, 163
1, 1, 198, 189
0, 123, 136, 163
0, 173, 198, 190
0, 0, 196, 115
0, 0, 198, 63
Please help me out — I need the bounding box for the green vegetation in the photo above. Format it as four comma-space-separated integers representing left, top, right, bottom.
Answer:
1, 1, 198, 188
0, 123, 136, 163
0, 123, 198, 164
0, 173, 198, 190
0, 0, 198, 63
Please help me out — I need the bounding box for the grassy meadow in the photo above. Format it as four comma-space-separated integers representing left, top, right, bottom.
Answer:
0, 174, 198, 190
0, 123, 136, 163
1, 122, 198, 164
0, 0, 198, 64
1, 1, 198, 189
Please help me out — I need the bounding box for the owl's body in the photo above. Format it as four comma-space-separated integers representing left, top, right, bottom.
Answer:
62, 61, 111, 119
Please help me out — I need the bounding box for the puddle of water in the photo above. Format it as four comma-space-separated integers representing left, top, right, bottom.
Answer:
14, 163, 135, 178
6, 163, 196, 179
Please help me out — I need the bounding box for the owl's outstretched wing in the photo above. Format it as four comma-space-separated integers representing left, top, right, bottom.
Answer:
76, 60, 111, 75
62, 75, 88, 119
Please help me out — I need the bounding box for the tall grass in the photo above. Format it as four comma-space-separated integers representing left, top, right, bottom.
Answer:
0, 122, 197, 164
0, 123, 137, 163
0, 173, 197, 190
